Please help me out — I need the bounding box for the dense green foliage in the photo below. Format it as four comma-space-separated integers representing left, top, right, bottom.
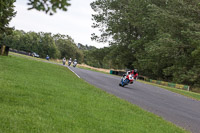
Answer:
84, 47, 110, 68
0, 0, 16, 41
78, 43, 97, 51
89, 0, 200, 88
27, 0, 71, 15
2, 30, 83, 62
84, 45, 136, 69
0, 55, 187, 133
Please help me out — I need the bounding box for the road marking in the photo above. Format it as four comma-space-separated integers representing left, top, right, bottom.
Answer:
67, 66, 80, 78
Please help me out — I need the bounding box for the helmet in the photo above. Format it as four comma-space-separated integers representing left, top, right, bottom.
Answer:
134, 69, 137, 73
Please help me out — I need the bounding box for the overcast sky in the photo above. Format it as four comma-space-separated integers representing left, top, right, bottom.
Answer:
9, 0, 108, 48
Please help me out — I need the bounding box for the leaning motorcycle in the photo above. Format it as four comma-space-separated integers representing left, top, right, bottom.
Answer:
119, 74, 134, 87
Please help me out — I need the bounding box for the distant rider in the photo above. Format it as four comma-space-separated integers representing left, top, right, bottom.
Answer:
46, 55, 50, 61
68, 58, 72, 66
63, 57, 66, 65
73, 59, 77, 67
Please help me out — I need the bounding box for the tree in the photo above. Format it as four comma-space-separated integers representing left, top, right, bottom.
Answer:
0, 0, 16, 40
0, 0, 16, 55
78, 43, 97, 50
27, 0, 71, 15
54, 34, 83, 63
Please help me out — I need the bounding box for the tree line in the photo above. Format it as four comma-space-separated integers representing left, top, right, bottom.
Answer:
2, 30, 84, 62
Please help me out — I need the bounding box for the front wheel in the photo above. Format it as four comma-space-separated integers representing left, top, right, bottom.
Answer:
120, 79, 125, 87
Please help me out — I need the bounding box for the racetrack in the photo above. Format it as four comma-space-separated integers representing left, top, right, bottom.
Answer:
69, 66, 200, 133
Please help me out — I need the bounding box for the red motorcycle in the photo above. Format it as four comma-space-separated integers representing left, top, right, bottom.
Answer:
119, 72, 134, 87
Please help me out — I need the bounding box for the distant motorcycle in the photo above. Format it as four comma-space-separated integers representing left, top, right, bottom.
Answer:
73, 61, 77, 67
62, 57, 66, 65
119, 73, 134, 87
68, 60, 72, 66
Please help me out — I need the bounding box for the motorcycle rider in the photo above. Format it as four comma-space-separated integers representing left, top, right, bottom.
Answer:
68, 58, 72, 66
120, 69, 138, 87
73, 59, 77, 67
131, 69, 138, 80
120, 71, 134, 86
62, 57, 66, 65
46, 55, 50, 61
126, 70, 134, 84
124, 69, 138, 84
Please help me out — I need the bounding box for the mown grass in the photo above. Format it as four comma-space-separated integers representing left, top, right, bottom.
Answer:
138, 80, 200, 101
9, 52, 65, 65
0, 55, 188, 133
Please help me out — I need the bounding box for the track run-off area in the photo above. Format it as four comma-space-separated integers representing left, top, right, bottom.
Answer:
69, 66, 200, 133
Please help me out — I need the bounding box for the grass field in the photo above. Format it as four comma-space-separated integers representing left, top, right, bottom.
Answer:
0, 55, 188, 133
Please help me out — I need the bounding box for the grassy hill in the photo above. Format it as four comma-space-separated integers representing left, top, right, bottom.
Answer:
0, 55, 187, 133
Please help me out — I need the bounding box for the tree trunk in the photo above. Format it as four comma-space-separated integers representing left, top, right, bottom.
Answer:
0, 45, 9, 56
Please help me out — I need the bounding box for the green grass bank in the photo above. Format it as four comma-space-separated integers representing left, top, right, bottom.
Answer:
0, 55, 187, 133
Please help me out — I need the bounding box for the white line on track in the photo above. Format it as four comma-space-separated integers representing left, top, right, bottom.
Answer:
67, 66, 80, 78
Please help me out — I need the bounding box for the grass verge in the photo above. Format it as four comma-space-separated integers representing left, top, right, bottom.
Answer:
10, 52, 110, 74
0, 55, 188, 133
138, 80, 200, 101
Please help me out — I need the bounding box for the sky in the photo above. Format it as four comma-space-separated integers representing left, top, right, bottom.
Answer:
9, 0, 108, 48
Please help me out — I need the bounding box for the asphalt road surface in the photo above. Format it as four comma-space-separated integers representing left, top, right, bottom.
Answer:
69, 66, 200, 133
